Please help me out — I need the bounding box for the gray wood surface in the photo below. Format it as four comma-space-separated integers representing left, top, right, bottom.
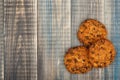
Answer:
38, 0, 71, 80
2, 0, 117, 80
0, 0, 4, 80
4, 0, 37, 80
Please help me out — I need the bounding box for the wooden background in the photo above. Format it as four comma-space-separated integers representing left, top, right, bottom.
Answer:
4, 0, 37, 80
0, 0, 120, 80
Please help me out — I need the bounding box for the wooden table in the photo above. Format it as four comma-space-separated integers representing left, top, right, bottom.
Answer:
0, 0, 120, 80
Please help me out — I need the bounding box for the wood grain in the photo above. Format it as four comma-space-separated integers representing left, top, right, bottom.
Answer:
104, 0, 114, 80
38, 0, 71, 80
4, 0, 37, 80
2, 0, 117, 80
0, 0, 4, 80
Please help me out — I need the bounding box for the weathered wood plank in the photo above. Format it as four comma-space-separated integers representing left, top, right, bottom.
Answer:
103, 0, 114, 80
3, 0, 117, 80
4, 0, 37, 80
37, 0, 71, 80
0, 0, 4, 80
111, 0, 120, 80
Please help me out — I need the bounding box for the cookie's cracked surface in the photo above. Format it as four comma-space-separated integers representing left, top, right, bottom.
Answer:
89, 38, 116, 68
77, 19, 107, 46
64, 46, 92, 74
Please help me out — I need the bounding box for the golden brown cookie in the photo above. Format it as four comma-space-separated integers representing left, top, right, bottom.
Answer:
89, 38, 116, 68
77, 19, 107, 46
64, 46, 92, 74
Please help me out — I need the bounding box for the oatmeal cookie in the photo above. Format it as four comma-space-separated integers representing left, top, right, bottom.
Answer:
64, 46, 92, 74
77, 19, 107, 46
89, 38, 116, 68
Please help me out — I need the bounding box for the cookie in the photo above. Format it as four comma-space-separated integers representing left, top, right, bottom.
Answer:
64, 46, 92, 74
77, 19, 107, 46
89, 38, 116, 68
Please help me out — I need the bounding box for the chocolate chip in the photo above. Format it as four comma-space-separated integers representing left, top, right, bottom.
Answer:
97, 35, 101, 37
70, 52, 74, 55
82, 59, 85, 62
110, 55, 113, 58
104, 63, 106, 65
83, 60, 85, 62
110, 51, 112, 53
88, 61, 91, 64
100, 39, 105, 44
101, 25, 105, 28
82, 24, 87, 29
110, 60, 113, 63
81, 67, 87, 73
98, 65, 102, 67
91, 51, 94, 54
74, 59, 78, 63
90, 33, 93, 35
101, 46, 105, 50
95, 61, 98, 63
91, 21, 97, 26
71, 68, 76, 71
90, 57, 94, 60
78, 54, 81, 57
67, 59, 72, 62
85, 36, 89, 39
93, 28, 96, 30
88, 42, 92, 45
80, 31, 83, 34
84, 66, 88, 69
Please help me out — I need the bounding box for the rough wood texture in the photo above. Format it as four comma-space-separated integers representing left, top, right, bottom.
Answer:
0, 0, 4, 80
38, 0, 71, 80
4, 0, 37, 80
2, 0, 120, 80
